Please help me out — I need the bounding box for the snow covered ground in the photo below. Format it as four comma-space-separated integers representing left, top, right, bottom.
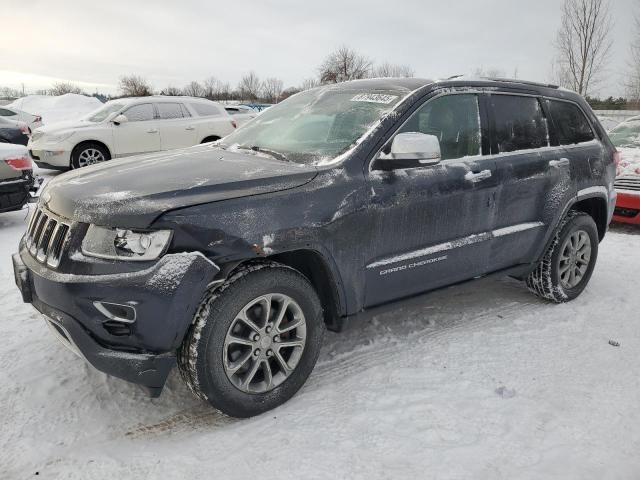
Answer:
1, 175, 639, 478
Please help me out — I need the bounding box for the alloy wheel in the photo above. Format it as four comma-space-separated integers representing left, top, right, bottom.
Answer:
77, 148, 106, 167
558, 230, 592, 289
223, 293, 307, 394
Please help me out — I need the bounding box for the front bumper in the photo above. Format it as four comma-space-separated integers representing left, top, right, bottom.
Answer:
13, 246, 220, 395
613, 190, 640, 225
30, 148, 71, 169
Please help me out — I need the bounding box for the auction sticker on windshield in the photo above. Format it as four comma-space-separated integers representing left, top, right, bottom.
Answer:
350, 93, 398, 104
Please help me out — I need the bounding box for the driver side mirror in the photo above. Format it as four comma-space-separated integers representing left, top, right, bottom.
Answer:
112, 114, 128, 125
373, 132, 441, 171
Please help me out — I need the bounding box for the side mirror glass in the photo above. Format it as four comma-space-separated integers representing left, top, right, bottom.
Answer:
112, 114, 128, 125
374, 132, 441, 171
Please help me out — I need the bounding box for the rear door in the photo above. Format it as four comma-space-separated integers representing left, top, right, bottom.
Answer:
363, 92, 499, 306
112, 103, 161, 156
156, 102, 197, 150
488, 93, 576, 270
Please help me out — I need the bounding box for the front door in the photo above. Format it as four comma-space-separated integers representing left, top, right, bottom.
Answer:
112, 103, 161, 156
363, 93, 499, 307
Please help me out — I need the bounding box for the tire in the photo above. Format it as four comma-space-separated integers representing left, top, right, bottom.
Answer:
526, 211, 599, 303
71, 142, 110, 169
178, 261, 325, 418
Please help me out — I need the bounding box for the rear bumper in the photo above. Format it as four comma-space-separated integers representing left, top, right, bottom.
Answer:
613, 190, 640, 225
0, 172, 37, 212
13, 247, 220, 394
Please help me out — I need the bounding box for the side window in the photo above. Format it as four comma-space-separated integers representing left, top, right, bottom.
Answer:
124, 104, 155, 122
492, 95, 549, 153
398, 94, 481, 160
548, 100, 595, 145
156, 103, 184, 120
0, 108, 16, 116
190, 102, 221, 117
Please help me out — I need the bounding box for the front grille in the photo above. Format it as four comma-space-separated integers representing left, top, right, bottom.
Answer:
24, 206, 71, 269
614, 176, 640, 191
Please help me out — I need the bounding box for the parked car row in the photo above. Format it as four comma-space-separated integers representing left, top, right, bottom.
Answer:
0, 105, 43, 131
28, 96, 240, 170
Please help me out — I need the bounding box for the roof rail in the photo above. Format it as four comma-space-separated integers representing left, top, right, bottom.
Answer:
486, 77, 560, 89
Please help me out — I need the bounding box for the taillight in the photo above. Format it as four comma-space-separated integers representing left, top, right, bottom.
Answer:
4, 156, 32, 171
231, 120, 237, 129
20, 125, 30, 135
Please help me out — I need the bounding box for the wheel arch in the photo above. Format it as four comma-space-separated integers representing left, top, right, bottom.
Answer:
201, 135, 221, 144
569, 194, 608, 241
222, 248, 347, 332
71, 140, 112, 166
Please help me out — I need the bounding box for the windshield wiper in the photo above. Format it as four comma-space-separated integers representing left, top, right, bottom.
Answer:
235, 145, 289, 162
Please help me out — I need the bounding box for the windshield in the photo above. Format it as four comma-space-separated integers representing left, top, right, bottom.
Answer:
85, 102, 125, 122
220, 87, 407, 164
609, 121, 640, 148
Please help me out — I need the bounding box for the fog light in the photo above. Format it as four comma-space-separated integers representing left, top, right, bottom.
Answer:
93, 301, 137, 324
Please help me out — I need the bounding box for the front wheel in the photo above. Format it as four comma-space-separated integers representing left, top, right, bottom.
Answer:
71, 142, 110, 169
526, 211, 599, 303
178, 262, 325, 418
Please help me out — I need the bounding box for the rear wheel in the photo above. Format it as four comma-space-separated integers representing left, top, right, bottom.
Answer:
526, 211, 599, 302
71, 142, 110, 169
178, 262, 324, 418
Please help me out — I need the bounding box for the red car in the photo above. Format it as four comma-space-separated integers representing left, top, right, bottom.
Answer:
608, 120, 640, 224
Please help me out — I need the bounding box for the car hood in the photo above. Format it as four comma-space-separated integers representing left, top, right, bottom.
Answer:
41, 144, 317, 228
35, 119, 96, 134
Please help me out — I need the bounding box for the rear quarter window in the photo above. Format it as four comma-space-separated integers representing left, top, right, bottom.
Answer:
191, 103, 222, 117
548, 100, 595, 145
491, 95, 549, 153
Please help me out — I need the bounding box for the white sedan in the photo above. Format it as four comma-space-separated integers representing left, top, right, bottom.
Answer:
29, 96, 237, 169
0, 106, 43, 131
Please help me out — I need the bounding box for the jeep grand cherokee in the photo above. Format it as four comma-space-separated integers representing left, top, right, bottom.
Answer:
13, 77, 616, 417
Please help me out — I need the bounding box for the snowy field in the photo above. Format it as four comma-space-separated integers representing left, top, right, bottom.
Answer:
1, 169, 640, 479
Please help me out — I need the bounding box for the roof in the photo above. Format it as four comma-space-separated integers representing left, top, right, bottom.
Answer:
109, 96, 221, 105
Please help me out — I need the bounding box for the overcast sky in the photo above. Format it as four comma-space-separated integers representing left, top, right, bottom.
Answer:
0, 0, 637, 97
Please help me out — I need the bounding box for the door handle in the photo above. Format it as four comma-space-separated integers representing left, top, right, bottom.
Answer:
146, 128, 158, 134
464, 169, 492, 183
185, 126, 195, 131
549, 158, 570, 168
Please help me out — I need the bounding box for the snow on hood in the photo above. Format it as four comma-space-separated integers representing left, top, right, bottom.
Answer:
617, 147, 640, 177
7, 94, 103, 125
35, 119, 95, 134
40, 144, 317, 228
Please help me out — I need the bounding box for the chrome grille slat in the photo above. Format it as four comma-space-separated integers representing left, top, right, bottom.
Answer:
615, 176, 640, 191
24, 206, 71, 269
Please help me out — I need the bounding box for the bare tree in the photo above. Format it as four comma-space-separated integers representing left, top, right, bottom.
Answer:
281, 87, 302, 100
554, 0, 613, 95
183, 80, 205, 97
626, 5, 640, 107
238, 72, 261, 101
119, 75, 153, 97
299, 78, 319, 91
261, 77, 284, 103
371, 62, 415, 78
0, 86, 20, 98
50, 82, 85, 95
319, 46, 372, 84
474, 66, 506, 78
160, 86, 182, 96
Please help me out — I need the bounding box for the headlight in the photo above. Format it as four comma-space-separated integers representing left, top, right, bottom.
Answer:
82, 225, 172, 261
45, 131, 75, 143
